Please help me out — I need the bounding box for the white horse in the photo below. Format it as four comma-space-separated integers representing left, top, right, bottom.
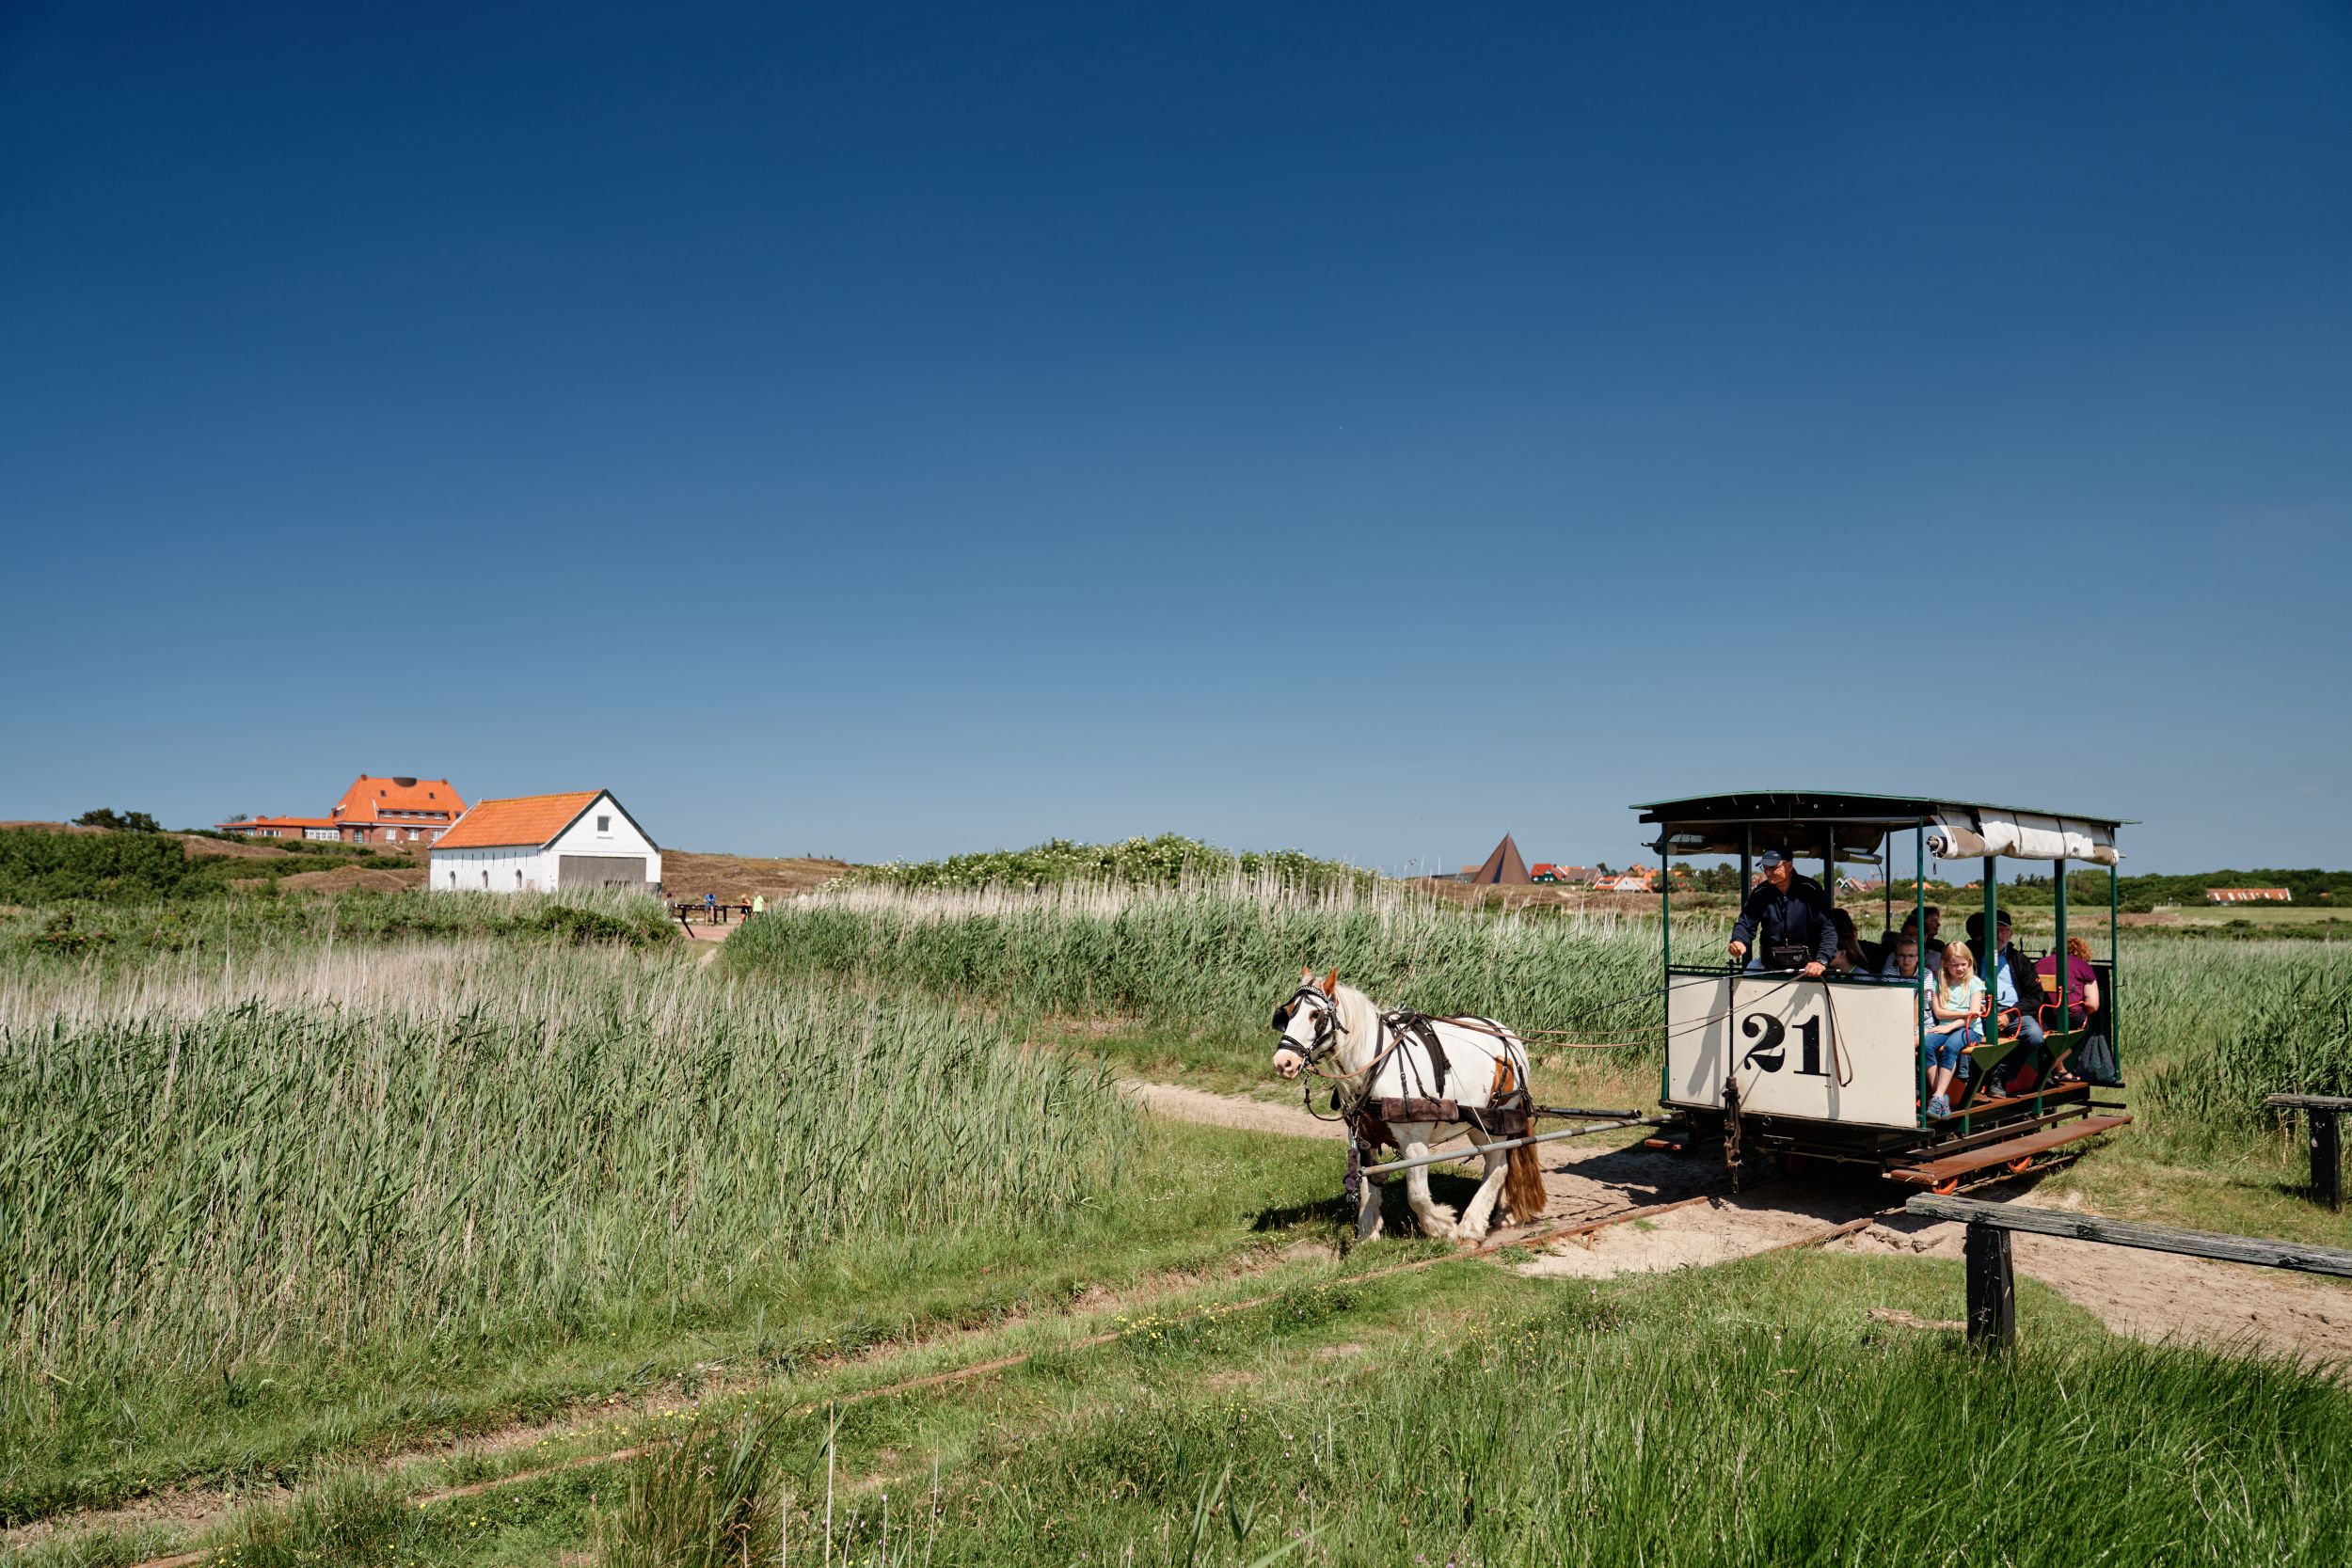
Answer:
1270, 968, 1546, 1242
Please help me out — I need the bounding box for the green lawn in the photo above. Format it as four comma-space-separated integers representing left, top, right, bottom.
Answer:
40, 1238, 2350, 1567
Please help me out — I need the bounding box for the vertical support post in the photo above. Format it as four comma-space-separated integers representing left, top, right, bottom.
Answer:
1739, 828, 1753, 927
2053, 857, 2069, 1018
1974, 853, 1996, 1124
1963, 1221, 2016, 1349
1916, 825, 1928, 1128
2108, 864, 2122, 1067
2313, 1111, 2344, 1211
1659, 841, 1671, 968
1980, 856, 1997, 972
1659, 837, 1673, 1109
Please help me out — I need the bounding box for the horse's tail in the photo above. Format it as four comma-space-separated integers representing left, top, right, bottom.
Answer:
1491, 1054, 1548, 1222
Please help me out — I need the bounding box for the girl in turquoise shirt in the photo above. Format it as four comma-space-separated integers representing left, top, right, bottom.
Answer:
1922, 941, 1989, 1119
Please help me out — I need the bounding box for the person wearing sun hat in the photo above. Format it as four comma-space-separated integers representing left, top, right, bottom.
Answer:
1727, 848, 1836, 977
1967, 908, 2047, 1091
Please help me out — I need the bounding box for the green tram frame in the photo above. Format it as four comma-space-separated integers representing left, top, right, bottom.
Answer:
1634, 790, 2132, 1187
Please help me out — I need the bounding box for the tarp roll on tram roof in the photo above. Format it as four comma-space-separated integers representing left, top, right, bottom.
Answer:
1634, 790, 2125, 865
1925, 811, 2119, 865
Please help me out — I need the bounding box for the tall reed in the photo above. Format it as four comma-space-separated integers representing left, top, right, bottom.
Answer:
728, 877, 1666, 1043
0, 942, 1129, 1420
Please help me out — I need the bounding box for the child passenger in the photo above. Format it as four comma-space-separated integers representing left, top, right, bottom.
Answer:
1922, 940, 1989, 1120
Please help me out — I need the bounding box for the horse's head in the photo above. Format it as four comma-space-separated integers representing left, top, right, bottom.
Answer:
1271, 967, 1342, 1080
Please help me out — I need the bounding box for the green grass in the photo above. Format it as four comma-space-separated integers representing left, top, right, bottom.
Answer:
910, 1257, 2352, 1565
60, 1246, 2350, 1567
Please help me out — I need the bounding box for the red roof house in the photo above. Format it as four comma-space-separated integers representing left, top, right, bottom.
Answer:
218, 775, 467, 846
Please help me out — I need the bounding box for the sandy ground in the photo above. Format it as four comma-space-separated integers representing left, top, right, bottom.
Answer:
1125, 1081, 2352, 1369
1120, 1080, 1344, 1138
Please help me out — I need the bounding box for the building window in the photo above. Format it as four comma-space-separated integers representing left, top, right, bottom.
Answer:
516, 869, 524, 889
597, 816, 612, 833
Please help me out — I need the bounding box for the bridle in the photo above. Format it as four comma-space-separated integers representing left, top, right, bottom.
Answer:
1271, 985, 1347, 1070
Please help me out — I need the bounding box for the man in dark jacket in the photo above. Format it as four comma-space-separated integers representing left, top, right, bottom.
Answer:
1727, 849, 1836, 978
1967, 909, 2047, 1088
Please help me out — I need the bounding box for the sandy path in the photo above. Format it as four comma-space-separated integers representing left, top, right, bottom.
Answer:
1118, 1080, 1343, 1138
1118, 1081, 2352, 1368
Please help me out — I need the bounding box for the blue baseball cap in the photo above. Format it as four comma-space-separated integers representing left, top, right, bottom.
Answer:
1757, 848, 1790, 868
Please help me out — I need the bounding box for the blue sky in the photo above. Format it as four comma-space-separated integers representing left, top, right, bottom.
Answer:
3, 3, 2347, 872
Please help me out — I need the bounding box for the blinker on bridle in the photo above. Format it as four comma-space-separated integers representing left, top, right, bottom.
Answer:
1272, 984, 1346, 1063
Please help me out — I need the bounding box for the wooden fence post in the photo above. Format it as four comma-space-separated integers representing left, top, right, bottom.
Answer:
1963, 1221, 2015, 1349
2313, 1110, 2343, 1212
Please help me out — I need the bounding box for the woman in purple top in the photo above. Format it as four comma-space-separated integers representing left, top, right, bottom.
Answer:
2034, 937, 2101, 1030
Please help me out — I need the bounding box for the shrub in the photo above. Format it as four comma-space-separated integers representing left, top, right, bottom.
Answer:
0, 827, 188, 902
848, 834, 1375, 895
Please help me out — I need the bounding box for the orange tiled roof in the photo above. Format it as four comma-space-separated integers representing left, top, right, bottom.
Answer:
434, 791, 602, 850
333, 776, 467, 822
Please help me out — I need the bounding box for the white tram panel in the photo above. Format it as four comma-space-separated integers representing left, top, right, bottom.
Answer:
1668, 978, 1920, 1130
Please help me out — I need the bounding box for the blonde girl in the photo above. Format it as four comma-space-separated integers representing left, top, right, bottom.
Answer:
1921, 940, 1989, 1119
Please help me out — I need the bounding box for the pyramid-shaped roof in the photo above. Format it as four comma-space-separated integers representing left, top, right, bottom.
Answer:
1470, 833, 1534, 885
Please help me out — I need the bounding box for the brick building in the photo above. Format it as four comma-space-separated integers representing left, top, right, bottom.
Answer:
217, 775, 468, 846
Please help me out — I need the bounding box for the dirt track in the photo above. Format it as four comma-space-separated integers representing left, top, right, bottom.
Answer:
1130, 1081, 2352, 1369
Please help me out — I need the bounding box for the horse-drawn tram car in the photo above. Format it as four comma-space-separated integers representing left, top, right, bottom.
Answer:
1635, 789, 2132, 1193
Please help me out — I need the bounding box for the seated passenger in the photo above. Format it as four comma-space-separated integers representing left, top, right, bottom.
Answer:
1880, 933, 1925, 982
1828, 909, 1869, 975
1888, 910, 1944, 973
2036, 936, 2105, 1085
1922, 941, 1988, 1119
1966, 911, 2046, 1086
2034, 936, 2101, 1029
1726, 849, 1836, 978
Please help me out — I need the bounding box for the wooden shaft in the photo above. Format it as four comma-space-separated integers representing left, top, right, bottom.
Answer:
1358, 1118, 1661, 1179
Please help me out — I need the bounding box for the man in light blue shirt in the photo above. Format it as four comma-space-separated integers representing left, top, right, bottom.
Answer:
1968, 910, 2046, 1089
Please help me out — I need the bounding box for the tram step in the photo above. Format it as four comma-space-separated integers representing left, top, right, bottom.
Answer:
1887, 1115, 2134, 1186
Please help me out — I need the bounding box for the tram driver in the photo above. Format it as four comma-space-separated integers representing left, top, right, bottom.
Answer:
1725, 848, 1837, 978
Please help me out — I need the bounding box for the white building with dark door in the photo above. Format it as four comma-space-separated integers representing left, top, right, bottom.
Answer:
428, 790, 661, 894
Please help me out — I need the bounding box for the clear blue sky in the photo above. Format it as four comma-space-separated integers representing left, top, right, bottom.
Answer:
4, 3, 2347, 872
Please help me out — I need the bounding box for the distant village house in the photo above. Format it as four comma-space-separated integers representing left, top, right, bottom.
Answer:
216, 775, 466, 845
2206, 888, 2291, 904
429, 790, 660, 894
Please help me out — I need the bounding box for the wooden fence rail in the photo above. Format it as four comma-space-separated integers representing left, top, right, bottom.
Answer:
1903, 1194, 2352, 1348
2265, 1093, 2349, 1211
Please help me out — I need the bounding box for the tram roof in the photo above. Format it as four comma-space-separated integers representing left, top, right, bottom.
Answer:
1633, 789, 2133, 863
